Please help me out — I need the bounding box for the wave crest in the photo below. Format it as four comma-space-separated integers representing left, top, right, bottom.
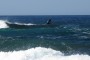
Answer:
0, 20, 9, 29
12, 22, 36, 26
0, 20, 36, 29
0, 47, 89, 60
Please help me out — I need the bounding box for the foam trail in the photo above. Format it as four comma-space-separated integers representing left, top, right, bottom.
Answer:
0, 20, 9, 29
0, 47, 90, 60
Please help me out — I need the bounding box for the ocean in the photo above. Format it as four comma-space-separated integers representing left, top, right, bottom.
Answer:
0, 15, 90, 60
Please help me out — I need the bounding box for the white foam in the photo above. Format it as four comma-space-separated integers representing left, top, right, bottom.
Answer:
0, 20, 9, 29
14, 22, 36, 25
0, 20, 36, 29
0, 47, 90, 60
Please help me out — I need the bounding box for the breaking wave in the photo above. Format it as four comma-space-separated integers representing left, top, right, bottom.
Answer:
0, 20, 36, 29
0, 20, 9, 29
10, 22, 36, 26
0, 20, 57, 29
0, 47, 90, 60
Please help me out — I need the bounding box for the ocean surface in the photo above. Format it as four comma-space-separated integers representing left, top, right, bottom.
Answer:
0, 15, 90, 60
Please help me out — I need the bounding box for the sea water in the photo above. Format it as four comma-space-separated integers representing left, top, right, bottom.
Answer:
0, 15, 90, 60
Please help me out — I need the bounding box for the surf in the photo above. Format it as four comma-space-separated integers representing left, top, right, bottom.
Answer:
5, 21, 37, 29
0, 47, 89, 60
0, 20, 9, 29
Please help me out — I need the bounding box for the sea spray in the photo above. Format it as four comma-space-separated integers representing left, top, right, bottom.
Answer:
0, 20, 9, 29
0, 47, 90, 60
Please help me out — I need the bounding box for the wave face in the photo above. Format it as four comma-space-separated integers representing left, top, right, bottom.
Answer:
0, 20, 56, 29
0, 20, 9, 29
0, 47, 90, 60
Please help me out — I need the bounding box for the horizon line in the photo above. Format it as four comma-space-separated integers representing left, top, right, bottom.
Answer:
0, 14, 90, 16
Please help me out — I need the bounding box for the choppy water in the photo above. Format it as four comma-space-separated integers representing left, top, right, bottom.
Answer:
0, 15, 90, 60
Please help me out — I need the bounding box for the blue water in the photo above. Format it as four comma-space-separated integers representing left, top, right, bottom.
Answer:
0, 15, 90, 60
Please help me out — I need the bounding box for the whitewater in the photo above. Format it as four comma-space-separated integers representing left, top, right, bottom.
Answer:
0, 20, 9, 29
0, 47, 90, 60
0, 20, 36, 29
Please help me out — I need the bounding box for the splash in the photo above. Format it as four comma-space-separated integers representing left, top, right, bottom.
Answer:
0, 20, 9, 29
0, 47, 90, 60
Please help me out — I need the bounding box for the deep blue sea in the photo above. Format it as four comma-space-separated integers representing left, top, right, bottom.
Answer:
0, 15, 90, 60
